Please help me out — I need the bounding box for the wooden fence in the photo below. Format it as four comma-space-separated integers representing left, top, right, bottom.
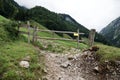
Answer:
18, 21, 96, 48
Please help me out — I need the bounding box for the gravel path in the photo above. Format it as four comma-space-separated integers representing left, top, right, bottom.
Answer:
43, 52, 86, 80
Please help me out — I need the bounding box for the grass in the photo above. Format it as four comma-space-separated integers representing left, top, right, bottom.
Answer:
0, 15, 9, 22
95, 43, 120, 62
0, 16, 45, 79
82, 37, 120, 62
55, 40, 88, 50
0, 39, 45, 80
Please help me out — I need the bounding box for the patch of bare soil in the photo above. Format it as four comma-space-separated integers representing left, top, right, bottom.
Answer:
42, 49, 99, 80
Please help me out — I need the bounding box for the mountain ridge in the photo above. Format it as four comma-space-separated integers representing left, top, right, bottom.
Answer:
100, 16, 120, 47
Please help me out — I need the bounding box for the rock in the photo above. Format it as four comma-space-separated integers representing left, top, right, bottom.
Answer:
105, 60, 109, 63
60, 61, 71, 68
94, 66, 99, 71
23, 56, 31, 61
115, 61, 120, 64
19, 61, 30, 68
43, 68, 48, 74
112, 71, 117, 75
93, 66, 99, 74
42, 77, 48, 80
107, 65, 110, 70
80, 77, 85, 80
68, 55, 74, 60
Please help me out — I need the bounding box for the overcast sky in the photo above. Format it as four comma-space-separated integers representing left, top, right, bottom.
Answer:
14, 0, 120, 32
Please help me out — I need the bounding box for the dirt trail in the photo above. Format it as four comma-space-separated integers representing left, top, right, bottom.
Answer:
43, 52, 85, 80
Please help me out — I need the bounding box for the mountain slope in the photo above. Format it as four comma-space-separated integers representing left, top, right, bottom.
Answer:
60, 14, 89, 37
28, 6, 89, 37
0, 0, 28, 20
0, 0, 19, 18
100, 17, 120, 47
0, 0, 109, 44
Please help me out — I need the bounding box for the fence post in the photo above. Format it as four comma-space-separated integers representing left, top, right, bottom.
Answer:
89, 29, 96, 47
35, 27, 38, 42
32, 26, 37, 43
77, 29, 79, 49
27, 21, 30, 43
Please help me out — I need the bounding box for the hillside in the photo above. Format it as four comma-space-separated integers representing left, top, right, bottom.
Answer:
100, 17, 120, 47
0, 15, 46, 79
0, 0, 28, 20
0, 0, 19, 18
0, 0, 109, 45
27, 6, 89, 37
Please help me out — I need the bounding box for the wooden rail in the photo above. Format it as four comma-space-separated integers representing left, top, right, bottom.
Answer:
37, 29, 84, 35
18, 21, 87, 49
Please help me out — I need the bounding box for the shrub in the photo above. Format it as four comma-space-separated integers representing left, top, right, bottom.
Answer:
3, 21, 19, 40
0, 21, 19, 45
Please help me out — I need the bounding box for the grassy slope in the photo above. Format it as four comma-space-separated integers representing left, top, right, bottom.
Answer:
0, 40, 45, 80
95, 43, 120, 61
0, 16, 45, 80
0, 15, 9, 21
82, 37, 120, 61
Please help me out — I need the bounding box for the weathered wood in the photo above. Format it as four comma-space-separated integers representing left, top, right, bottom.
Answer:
27, 21, 30, 43
77, 29, 80, 49
32, 26, 37, 43
89, 29, 96, 47
35, 27, 38, 42
37, 29, 84, 35
19, 22, 85, 49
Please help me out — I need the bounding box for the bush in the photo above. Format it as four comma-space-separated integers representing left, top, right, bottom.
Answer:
3, 21, 19, 40
0, 21, 19, 45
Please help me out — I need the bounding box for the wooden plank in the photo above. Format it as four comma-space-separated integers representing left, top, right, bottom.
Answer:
37, 29, 84, 35
27, 21, 30, 43
32, 26, 37, 43
77, 29, 80, 48
89, 29, 96, 47
34, 27, 38, 42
